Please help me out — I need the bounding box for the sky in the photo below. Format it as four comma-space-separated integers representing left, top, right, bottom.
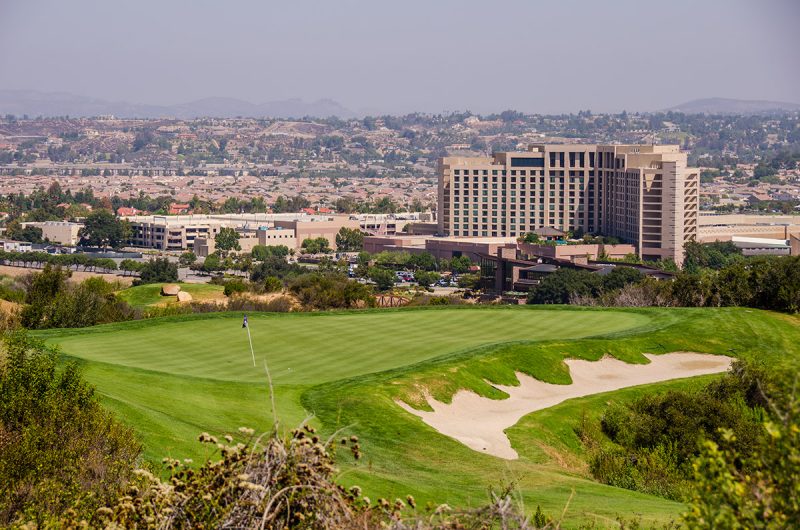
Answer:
1, 0, 798, 115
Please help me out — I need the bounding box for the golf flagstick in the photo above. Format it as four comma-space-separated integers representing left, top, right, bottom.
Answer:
244, 314, 256, 367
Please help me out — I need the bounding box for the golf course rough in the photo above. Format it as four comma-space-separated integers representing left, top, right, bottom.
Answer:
38, 306, 800, 528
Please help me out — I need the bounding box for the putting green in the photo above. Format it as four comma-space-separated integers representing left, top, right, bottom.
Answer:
38, 306, 800, 528
46, 307, 651, 384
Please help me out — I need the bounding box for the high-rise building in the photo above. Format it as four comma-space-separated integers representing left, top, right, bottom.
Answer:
437, 144, 698, 264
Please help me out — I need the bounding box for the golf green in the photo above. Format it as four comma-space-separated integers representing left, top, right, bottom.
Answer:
47, 307, 650, 384
38, 306, 800, 527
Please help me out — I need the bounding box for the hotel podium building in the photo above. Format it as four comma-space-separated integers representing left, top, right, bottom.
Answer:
437, 144, 698, 264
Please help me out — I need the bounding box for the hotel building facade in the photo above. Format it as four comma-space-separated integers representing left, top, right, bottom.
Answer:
437, 144, 698, 264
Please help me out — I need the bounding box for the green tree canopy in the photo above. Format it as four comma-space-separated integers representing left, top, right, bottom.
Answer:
335, 227, 364, 252
78, 210, 130, 250
214, 227, 241, 255
136, 258, 178, 285
301, 237, 332, 255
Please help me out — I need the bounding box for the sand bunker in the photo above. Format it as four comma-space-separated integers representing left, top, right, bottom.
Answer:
398, 352, 732, 459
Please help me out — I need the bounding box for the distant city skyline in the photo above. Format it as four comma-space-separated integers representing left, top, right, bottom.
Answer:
1, 0, 798, 115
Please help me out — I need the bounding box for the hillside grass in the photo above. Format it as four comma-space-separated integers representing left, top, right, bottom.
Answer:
116, 282, 225, 308
38, 306, 800, 528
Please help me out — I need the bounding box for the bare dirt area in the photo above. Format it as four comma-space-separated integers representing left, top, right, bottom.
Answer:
0, 265, 134, 286
398, 352, 733, 460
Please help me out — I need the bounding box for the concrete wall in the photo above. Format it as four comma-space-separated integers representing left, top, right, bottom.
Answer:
256, 228, 297, 249
275, 219, 361, 251
519, 243, 636, 261
24, 221, 83, 246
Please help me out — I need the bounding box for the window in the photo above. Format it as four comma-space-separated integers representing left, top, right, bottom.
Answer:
511, 157, 544, 168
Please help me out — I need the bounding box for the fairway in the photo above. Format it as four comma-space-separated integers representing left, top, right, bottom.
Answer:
38, 306, 800, 527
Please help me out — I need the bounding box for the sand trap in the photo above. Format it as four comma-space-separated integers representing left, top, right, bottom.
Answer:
397, 352, 732, 459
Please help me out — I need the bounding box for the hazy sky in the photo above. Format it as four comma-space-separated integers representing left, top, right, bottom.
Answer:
1, 0, 798, 114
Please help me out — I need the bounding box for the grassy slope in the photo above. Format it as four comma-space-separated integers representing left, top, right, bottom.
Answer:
116, 283, 225, 309
38, 307, 800, 527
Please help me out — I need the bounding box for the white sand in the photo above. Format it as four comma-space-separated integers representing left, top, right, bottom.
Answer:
397, 352, 732, 460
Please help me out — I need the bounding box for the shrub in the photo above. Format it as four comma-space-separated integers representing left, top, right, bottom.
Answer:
56, 426, 547, 529
20, 266, 135, 329
683, 364, 799, 528
0, 331, 140, 526
223, 279, 248, 297
289, 273, 375, 310
580, 360, 768, 502
263, 275, 283, 293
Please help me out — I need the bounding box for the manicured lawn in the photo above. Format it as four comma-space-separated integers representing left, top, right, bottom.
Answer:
38, 306, 800, 527
116, 282, 226, 308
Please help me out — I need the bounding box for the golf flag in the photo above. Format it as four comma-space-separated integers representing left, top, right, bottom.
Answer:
242, 314, 248, 328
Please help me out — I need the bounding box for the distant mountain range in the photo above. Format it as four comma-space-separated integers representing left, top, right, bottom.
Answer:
665, 97, 800, 115
0, 90, 357, 119
2, 90, 799, 119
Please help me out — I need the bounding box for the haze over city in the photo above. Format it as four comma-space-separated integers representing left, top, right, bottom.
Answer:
1, 0, 799, 115
1, 1, 800, 528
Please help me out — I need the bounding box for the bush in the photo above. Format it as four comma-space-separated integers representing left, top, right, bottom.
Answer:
580, 361, 768, 502
0, 277, 25, 304
289, 273, 375, 309
223, 279, 248, 297
263, 276, 283, 293
20, 267, 135, 329
55, 426, 544, 529
0, 331, 140, 525
683, 363, 799, 528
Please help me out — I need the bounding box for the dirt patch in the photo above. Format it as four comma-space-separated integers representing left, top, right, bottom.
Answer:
397, 352, 733, 460
0, 265, 134, 286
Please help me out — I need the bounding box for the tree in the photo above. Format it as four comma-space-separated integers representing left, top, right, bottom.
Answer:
250, 256, 304, 283
601, 267, 645, 292
368, 267, 395, 291
415, 270, 440, 287
528, 268, 603, 304
408, 252, 439, 271
215, 227, 241, 256
519, 232, 541, 244
20, 265, 70, 328
201, 253, 222, 274
119, 259, 143, 277
178, 251, 197, 267
301, 237, 332, 255
78, 210, 130, 250
334, 227, 364, 252
135, 258, 178, 285
4, 220, 43, 244
252, 244, 289, 261
448, 255, 472, 274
